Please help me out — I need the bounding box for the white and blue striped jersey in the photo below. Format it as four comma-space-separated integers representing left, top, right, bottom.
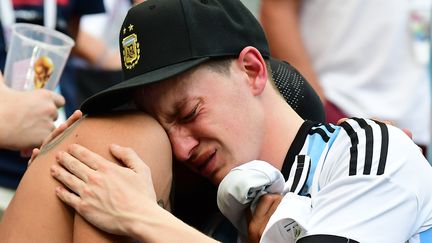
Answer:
266, 118, 432, 243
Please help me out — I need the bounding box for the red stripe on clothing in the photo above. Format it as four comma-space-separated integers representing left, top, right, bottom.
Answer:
13, 0, 68, 7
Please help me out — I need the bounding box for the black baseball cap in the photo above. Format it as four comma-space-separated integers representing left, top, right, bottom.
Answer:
81, 0, 324, 122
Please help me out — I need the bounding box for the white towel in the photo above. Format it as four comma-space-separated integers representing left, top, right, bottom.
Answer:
217, 160, 285, 236
217, 160, 312, 242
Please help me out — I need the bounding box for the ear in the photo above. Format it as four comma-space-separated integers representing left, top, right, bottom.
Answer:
236, 46, 268, 96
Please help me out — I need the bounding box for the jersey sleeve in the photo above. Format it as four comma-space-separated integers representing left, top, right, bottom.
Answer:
307, 118, 432, 242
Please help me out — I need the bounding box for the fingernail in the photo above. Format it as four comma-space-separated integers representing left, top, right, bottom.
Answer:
55, 187, 62, 194
50, 166, 57, 175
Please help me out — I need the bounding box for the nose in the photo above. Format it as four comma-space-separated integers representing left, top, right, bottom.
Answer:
168, 128, 199, 162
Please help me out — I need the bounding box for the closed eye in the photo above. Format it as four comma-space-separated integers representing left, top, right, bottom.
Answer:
180, 104, 198, 123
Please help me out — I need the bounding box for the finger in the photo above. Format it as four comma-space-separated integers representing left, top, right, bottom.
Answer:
247, 194, 282, 243
254, 194, 282, 217
65, 110, 83, 127
246, 194, 276, 224
41, 123, 66, 147
337, 118, 348, 125
401, 128, 413, 139
55, 186, 82, 210
371, 117, 395, 126
382, 120, 395, 126
268, 194, 282, 214
56, 151, 93, 182
28, 148, 40, 165
67, 144, 105, 170
110, 144, 145, 173
42, 110, 83, 147
51, 91, 66, 107
51, 164, 86, 195
51, 108, 59, 121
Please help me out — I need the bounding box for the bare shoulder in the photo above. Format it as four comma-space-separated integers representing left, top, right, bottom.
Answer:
41, 110, 171, 165
80, 110, 167, 139
81, 111, 169, 146
76, 111, 172, 169
0, 110, 172, 242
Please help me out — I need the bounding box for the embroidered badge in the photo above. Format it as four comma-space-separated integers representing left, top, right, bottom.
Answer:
122, 24, 140, 69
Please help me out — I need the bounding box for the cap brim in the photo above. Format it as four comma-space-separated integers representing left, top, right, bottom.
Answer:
80, 57, 210, 114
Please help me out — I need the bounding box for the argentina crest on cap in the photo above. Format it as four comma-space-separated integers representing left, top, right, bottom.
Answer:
122, 24, 140, 69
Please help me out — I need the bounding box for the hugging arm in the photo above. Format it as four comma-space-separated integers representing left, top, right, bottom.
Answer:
0, 111, 173, 242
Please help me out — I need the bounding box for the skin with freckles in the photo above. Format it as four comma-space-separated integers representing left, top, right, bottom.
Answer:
0, 111, 172, 242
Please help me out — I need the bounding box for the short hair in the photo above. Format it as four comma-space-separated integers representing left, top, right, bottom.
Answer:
203, 57, 276, 89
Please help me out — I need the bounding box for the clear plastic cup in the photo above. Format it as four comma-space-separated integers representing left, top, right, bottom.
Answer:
3, 23, 75, 90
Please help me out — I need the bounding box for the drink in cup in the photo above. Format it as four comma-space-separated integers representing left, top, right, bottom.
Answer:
3, 23, 74, 91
